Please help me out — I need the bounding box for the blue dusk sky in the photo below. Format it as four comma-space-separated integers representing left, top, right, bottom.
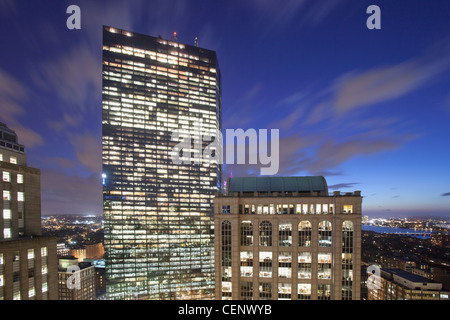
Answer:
0, 0, 449, 217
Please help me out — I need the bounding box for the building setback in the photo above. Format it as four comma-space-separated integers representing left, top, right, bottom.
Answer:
102, 26, 221, 300
214, 176, 362, 300
0, 122, 58, 300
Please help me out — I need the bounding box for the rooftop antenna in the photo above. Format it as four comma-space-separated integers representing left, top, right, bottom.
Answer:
194, 37, 198, 47
173, 31, 177, 41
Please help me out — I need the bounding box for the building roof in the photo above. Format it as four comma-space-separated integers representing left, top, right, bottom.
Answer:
382, 268, 431, 283
227, 176, 328, 195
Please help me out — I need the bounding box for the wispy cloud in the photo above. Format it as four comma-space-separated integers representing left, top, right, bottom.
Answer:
328, 182, 360, 190
223, 82, 265, 129
244, 0, 347, 30
70, 133, 102, 173
333, 44, 450, 116
32, 42, 101, 113
247, 40, 449, 177
0, 68, 44, 148
43, 157, 76, 169
441, 192, 450, 197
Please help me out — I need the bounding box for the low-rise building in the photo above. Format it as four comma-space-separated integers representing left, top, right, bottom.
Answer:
58, 256, 95, 300
368, 268, 450, 300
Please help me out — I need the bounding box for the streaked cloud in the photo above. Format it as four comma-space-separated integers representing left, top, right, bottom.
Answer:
32, 42, 101, 112
328, 183, 360, 191
333, 45, 450, 116
0, 68, 44, 148
70, 133, 102, 173
245, 0, 347, 30
252, 40, 449, 178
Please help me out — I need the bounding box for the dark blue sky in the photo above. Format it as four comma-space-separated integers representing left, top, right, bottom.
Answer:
0, 0, 449, 217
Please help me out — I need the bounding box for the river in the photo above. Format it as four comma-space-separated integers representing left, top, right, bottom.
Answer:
361, 224, 434, 239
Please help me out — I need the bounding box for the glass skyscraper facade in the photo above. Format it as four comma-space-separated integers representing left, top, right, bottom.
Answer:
102, 26, 221, 300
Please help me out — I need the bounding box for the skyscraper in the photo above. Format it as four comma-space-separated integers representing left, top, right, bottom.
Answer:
214, 176, 362, 300
102, 26, 221, 300
0, 122, 58, 300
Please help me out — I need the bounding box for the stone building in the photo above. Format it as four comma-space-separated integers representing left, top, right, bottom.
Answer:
214, 176, 362, 300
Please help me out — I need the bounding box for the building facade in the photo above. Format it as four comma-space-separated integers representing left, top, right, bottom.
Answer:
214, 176, 362, 300
70, 242, 105, 262
102, 26, 221, 299
368, 268, 450, 300
0, 122, 58, 300
58, 257, 96, 300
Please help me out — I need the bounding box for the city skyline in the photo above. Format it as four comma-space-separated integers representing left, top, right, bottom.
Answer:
1, 1, 450, 218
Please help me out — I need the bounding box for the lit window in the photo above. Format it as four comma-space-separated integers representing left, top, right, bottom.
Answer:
279, 221, 292, 246
259, 252, 272, 278
28, 249, 34, 259
17, 192, 24, 202
318, 253, 332, 279
28, 287, 35, 298
10, 156, 17, 164
2, 171, 10, 182
41, 247, 48, 256
298, 284, 311, 300
240, 221, 253, 246
4, 228, 11, 239
3, 190, 10, 201
3, 209, 11, 219
42, 265, 48, 275
278, 252, 292, 278
240, 251, 253, 277
259, 221, 272, 246
298, 221, 312, 247
318, 221, 332, 247
343, 205, 353, 213
298, 252, 312, 279
17, 174, 23, 184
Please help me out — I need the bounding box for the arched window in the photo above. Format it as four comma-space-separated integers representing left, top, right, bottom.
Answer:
259, 221, 272, 246
279, 221, 292, 247
221, 220, 232, 298
298, 221, 312, 247
240, 221, 253, 246
318, 221, 332, 247
342, 221, 354, 300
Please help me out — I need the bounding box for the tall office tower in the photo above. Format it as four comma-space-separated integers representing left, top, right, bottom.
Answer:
102, 26, 221, 300
0, 122, 58, 300
214, 176, 362, 300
